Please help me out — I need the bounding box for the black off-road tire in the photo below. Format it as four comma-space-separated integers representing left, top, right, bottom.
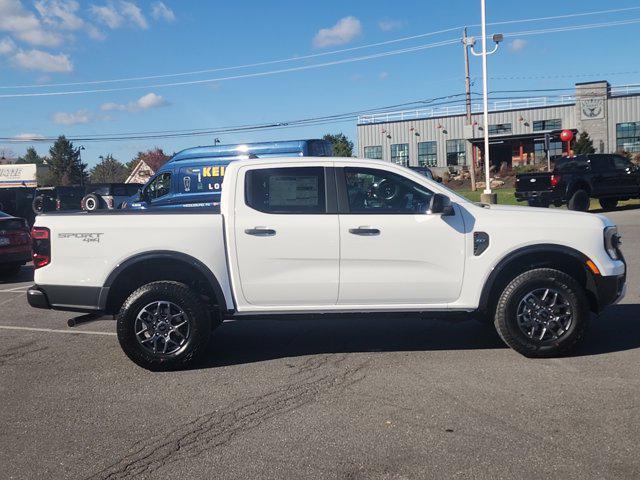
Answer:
117, 281, 212, 371
599, 198, 618, 211
494, 268, 589, 358
32, 195, 55, 214
568, 189, 590, 212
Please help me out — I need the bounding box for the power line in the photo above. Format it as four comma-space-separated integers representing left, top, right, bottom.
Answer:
1, 5, 639, 91
3, 90, 620, 144
0, 39, 460, 99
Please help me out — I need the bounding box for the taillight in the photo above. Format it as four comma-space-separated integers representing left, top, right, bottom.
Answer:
550, 174, 561, 187
31, 227, 51, 269
55, 199, 61, 210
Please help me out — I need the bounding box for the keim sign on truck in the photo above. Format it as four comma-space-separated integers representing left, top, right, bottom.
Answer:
0, 164, 37, 188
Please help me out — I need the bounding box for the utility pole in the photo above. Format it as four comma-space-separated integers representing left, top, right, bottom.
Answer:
462, 27, 477, 191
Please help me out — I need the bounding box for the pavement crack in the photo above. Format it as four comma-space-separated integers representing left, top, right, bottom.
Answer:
86, 353, 368, 480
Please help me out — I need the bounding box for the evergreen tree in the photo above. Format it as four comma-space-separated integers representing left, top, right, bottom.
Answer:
323, 133, 354, 157
573, 131, 596, 155
47, 136, 87, 186
89, 155, 128, 183
16, 147, 45, 165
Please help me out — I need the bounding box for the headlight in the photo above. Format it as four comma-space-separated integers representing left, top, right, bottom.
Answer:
604, 226, 622, 260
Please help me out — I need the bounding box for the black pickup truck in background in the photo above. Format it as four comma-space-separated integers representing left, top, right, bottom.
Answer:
515, 154, 640, 211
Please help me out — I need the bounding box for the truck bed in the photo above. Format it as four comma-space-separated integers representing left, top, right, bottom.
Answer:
515, 172, 552, 192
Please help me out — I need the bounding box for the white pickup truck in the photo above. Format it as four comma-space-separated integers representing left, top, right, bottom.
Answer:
27, 158, 626, 370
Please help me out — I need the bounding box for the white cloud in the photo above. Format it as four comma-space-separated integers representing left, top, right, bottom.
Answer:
90, 4, 122, 28
378, 19, 404, 32
12, 49, 72, 72
509, 38, 527, 52
0, 37, 16, 55
313, 16, 361, 48
120, 1, 147, 29
101, 92, 168, 112
53, 109, 92, 125
91, 1, 148, 29
13, 133, 45, 140
0, 0, 63, 46
35, 0, 84, 30
151, 1, 174, 22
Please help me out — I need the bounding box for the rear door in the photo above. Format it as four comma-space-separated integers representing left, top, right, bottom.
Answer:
588, 155, 617, 196
336, 165, 465, 306
233, 165, 339, 307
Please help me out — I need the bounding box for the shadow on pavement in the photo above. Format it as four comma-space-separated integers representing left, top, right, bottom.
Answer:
200, 315, 505, 368
198, 303, 640, 368
574, 303, 640, 357
591, 204, 640, 214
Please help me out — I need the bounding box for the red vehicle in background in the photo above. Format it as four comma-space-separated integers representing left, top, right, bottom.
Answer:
0, 211, 31, 278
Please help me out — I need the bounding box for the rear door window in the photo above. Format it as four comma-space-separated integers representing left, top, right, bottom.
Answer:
589, 155, 613, 172
245, 167, 326, 214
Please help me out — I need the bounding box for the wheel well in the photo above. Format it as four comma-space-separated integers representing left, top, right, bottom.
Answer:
481, 250, 598, 316
568, 181, 591, 196
104, 257, 223, 315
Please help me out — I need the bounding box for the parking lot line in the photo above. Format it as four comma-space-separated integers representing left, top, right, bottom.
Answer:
0, 325, 116, 336
0, 288, 29, 293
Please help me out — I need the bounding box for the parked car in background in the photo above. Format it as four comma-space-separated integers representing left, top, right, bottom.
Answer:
122, 139, 333, 210
0, 211, 31, 278
408, 166, 442, 182
81, 183, 142, 211
0, 187, 36, 225
29, 157, 626, 370
32, 186, 86, 214
515, 154, 640, 210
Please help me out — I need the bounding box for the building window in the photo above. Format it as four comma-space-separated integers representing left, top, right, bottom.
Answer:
390, 143, 409, 166
488, 123, 512, 135
533, 119, 562, 131
446, 140, 466, 166
363, 145, 382, 159
417, 141, 437, 167
616, 122, 640, 152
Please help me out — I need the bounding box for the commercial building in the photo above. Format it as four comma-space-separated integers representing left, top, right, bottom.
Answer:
357, 81, 640, 172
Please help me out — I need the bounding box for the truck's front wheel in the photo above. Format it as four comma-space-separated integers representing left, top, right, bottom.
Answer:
494, 268, 588, 358
117, 281, 212, 370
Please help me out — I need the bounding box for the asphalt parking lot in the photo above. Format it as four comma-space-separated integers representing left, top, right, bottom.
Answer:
1, 208, 639, 480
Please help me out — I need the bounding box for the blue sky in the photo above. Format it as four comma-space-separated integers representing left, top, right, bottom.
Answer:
2, 0, 640, 167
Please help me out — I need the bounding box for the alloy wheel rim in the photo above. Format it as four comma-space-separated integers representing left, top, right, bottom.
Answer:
516, 288, 573, 342
134, 301, 191, 355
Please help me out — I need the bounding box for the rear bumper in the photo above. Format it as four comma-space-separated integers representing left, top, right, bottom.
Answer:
0, 249, 31, 265
514, 190, 563, 203
27, 284, 107, 313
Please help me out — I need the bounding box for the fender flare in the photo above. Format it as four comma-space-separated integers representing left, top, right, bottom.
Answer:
100, 250, 228, 311
478, 243, 594, 313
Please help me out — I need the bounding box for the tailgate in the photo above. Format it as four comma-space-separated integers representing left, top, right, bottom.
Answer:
515, 173, 552, 192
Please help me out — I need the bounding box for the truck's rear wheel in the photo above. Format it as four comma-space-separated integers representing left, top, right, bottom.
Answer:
494, 268, 588, 358
599, 198, 618, 211
568, 189, 590, 211
117, 281, 212, 370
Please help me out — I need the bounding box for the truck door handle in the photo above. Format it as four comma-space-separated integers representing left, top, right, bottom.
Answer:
349, 227, 380, 236
245, 227, 276, 237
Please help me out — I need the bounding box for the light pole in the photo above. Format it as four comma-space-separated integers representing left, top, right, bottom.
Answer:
468, 0, 503, 204
78, 145, 86, 186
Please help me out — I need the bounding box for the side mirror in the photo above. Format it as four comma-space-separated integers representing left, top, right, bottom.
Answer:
428, 193, 454, 216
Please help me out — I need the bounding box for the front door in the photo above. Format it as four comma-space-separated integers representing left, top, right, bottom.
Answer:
337, 166, 466, 306
234, 165, 339, 307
